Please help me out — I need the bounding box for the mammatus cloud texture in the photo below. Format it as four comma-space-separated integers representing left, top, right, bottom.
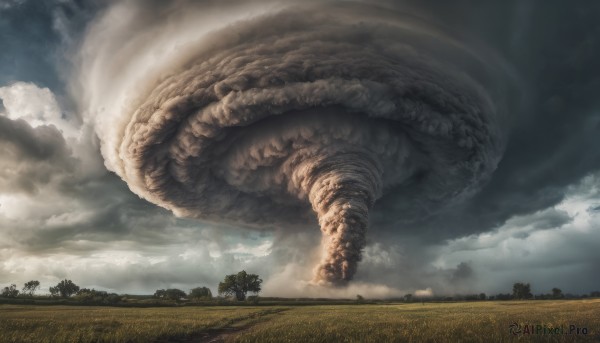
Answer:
79, 2, 513, 284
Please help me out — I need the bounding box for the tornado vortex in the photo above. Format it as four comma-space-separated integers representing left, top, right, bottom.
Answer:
90, 3, 508, 285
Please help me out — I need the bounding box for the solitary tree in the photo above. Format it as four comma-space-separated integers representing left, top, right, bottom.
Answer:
1, 284, 19, 298
189, 286, 212, 299
403, 294, 413, 302
512, 282, 532, 300
218, 270, 262, 301
22, 280, 40, 296
50, 279, 80, 298
479, 293, 487, 300
552, 288, 563, 299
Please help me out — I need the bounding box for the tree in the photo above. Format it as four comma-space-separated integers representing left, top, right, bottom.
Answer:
154, 289, 166, 298
403, 294, 413, 302
76, 288, 121, 304
218, 270, 262, 301
166, 289, 186, 300
189, 287, 212, 299
495, 293, 512, 300
51, 279, 80, 298
157, 289, 170, 299
22, 280, 40, 296
1, 284, 19, 298
552, 288, 563, 299
77, 288, 108, 299
49, 286, 60, 297
512, 282, 532, 300
154, 288, 186, 301
479, 293, 487, 300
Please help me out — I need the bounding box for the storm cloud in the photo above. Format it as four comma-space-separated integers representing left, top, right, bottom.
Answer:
78, 2, 515, 285
0, 0, 599, 296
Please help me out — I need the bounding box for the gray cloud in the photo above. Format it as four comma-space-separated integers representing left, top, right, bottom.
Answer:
588, 205, 600, 214
389, 1, 600, 241
0, 116, 76, 195
451, 262, 473, 282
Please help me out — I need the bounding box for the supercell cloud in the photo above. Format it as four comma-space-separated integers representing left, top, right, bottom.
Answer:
81, 2, 513, 284
3, 0, 598, 296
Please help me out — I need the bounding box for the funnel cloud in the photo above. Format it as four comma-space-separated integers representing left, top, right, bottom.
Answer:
82, 2, 511, 285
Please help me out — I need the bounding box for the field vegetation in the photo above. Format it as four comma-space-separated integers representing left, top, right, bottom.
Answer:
234, 300, 600, 342
1, 299, 599, 342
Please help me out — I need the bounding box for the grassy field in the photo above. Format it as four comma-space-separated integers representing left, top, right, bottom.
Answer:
1, 300, 599, 342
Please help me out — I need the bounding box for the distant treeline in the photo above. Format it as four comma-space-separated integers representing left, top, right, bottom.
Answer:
2, 279, 599, 307
394, 291, 600, 302
0, 270, 262, 306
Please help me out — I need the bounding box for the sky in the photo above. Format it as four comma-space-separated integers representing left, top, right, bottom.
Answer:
0, 0, 599, 298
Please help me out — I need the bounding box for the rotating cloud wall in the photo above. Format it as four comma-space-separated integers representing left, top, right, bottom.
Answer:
79, 2, 510, 285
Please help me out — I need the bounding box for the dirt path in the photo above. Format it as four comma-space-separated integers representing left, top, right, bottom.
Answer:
198, 327, 245, 343
154, 308, 288, 343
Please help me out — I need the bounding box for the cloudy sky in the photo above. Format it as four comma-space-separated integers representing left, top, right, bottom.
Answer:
0, 0, 599, 298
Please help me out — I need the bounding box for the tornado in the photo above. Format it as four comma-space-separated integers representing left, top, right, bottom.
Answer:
81, 2, 510, 285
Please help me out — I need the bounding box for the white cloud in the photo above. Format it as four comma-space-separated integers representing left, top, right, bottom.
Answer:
432, 172, 600, 294
0, 82, 78, 139
415, 287, 433, 297
226, 241, 273, 257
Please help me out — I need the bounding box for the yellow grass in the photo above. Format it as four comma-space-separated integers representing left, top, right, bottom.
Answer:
0, 305, 280, 343
1, 300, 599, 342
230, 300, 600, 343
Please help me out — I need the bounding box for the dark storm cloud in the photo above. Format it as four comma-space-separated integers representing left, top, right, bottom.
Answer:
0, 116, 70, 161
451, 262, 473, 281
507, 208, 572, 230
0, 116, 75, 194
12, 181, 170, 252
369, 1, 600, 243
588, 205, 600, 214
